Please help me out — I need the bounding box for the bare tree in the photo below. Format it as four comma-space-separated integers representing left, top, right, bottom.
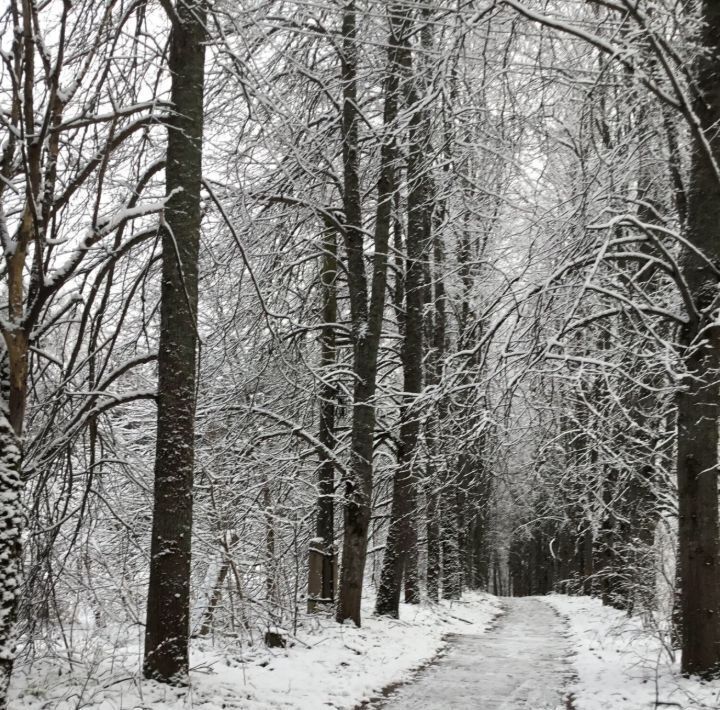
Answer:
144, 0, 207, 683
675, 0, 720, 677
335, 1, 401, 626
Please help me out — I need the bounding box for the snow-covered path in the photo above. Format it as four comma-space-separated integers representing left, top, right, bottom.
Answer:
375, 598, 571, 710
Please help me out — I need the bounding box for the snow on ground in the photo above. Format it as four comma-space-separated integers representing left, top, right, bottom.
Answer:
380, 597, 570, 709
546, 595, 720, 710
9, 592, 502, 709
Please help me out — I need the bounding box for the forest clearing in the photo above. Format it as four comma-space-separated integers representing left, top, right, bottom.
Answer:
1, 0, 720, 708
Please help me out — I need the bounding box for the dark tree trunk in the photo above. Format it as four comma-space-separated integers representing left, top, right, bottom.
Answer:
315, 227, 338, 605
0, 3, 39, 699
143, 0, 206, 684
425, 486, 440, 601
424, 203, 446, 603
580, 528, 595, 596
0, 353, 22, 704
336, 1, 398, 626
441, 484, 462, 600
263, 483, 277, 610
335, 0, 366, 627
403, 531, 419, 604
404, 8, 434, 607
376, 16, 429, 615
675, 0, 720, 678
677, 344, 720, 677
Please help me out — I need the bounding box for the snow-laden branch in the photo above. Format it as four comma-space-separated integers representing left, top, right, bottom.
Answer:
196, 402, 348, 480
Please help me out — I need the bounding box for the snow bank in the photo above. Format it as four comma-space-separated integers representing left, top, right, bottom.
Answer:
545, 595, 720, 710
9, 592, 502, 709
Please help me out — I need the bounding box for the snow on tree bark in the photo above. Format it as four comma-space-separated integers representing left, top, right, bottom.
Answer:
336, 1, 399, 627
676, 0, 720, 678
314, 226, 338, 606
0, 352, 22, 706
376, 6, 431, 616
143, 0, 206, 683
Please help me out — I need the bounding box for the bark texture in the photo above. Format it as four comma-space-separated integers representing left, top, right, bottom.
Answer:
676, 0, 720, 678
376, 17, 430, 614
143, 0, 206, 683
0, 354, 22, 706
315, 228, 338, 604
424, 234, 445, 602
0, 2, 44, 700
336, 1, 399, 626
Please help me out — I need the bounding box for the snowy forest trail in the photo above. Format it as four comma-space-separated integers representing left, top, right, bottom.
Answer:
373, 598, 571, 710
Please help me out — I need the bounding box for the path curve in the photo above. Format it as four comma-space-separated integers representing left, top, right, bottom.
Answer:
375, 597, 571, 710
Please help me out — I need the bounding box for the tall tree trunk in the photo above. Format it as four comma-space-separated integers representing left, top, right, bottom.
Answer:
441, 485, 462, 600
676, 0, 720, 678
315, 227, 338, 605
143, 0, 206, 683
424, 221, 446, 602
425, 483, 441, 601
0, 3, 43, 699
0, 353, 22, 705
335, 0, 367, 627
336, 1, 399, 626
375, 42, 429, 615
404, 8, 434, 607
263, 482, 277, 611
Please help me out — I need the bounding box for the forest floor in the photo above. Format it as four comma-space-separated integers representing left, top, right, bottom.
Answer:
8, 592, 720, 709
8, 592, 502, 709
547, 595, 720, 710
